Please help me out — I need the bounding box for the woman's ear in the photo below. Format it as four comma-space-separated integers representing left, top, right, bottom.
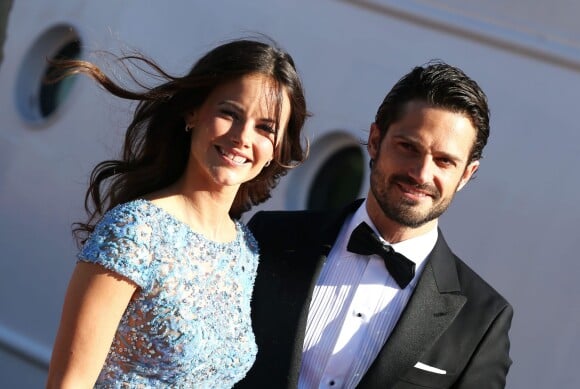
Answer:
185, 110, 197, 127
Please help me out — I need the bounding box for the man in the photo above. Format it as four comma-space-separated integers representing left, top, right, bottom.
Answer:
236, 62, 512, 388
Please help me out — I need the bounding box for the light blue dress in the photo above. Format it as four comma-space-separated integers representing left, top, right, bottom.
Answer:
78, 199, 258, 388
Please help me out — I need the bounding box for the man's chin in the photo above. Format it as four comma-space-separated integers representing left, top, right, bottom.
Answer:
395, 215, 429, 228
388, 204, 436, 227
398, 196, 433, 210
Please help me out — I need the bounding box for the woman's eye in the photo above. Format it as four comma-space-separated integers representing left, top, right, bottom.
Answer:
220, 109, 239, 120
257, 124, 276, 134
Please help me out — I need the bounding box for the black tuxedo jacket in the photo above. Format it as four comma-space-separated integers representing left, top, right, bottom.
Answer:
236, 201, 513, 388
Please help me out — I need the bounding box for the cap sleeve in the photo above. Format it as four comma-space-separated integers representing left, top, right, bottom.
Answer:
78, 203, 155, 291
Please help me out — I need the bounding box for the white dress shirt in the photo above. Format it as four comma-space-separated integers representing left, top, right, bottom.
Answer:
298, 200, 438, 389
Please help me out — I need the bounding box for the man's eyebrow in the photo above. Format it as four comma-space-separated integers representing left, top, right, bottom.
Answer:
392, 134, 464, 162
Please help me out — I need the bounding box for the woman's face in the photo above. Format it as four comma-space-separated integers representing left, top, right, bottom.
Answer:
185, 73, 291, 191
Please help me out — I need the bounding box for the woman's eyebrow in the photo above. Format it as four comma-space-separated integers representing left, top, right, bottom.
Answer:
218, 100, 277, 123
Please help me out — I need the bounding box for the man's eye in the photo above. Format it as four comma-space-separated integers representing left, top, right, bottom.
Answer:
437, 158, 454, 167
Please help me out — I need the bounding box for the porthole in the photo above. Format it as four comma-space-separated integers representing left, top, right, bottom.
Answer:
15, 24, 81, 124
286, 131, 366, 211
307, 145, 364, 211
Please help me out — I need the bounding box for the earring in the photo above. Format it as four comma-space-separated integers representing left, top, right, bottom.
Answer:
264, 160, 271, 167
368, 159, 374, 169
185, 125, 191, 133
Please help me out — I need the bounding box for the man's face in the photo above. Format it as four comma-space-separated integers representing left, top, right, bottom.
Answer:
368, 101, 479, 229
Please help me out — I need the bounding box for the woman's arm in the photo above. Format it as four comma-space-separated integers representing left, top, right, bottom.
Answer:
46, 262, 138, 389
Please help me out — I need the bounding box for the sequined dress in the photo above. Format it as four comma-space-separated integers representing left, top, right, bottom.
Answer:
78, 199, 259, 388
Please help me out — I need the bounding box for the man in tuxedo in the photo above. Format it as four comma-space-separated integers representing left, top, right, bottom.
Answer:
236, 62, 512, 388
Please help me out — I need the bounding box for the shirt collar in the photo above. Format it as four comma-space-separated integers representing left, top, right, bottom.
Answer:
345, 199, 438, 269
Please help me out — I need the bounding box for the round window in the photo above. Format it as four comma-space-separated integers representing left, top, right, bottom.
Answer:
307, 145, 364, 211
285, 131, 366, 211
15, 24, 81, 123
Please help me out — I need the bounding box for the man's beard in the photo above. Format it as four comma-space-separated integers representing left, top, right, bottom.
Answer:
370, 168, 455, 228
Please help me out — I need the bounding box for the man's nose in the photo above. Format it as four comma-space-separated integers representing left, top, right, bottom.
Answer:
407, 156, 433, 184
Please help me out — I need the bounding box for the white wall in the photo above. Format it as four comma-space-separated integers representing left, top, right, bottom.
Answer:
1, 1, 578, 387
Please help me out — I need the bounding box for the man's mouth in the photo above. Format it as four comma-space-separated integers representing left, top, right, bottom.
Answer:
393, 176, 438, 199
398, 183, 432, 198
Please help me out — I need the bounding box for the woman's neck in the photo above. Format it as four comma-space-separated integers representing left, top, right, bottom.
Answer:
146, 179, 238, 242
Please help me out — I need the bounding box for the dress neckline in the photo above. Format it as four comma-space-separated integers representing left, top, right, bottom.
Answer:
130, 198, 241, 245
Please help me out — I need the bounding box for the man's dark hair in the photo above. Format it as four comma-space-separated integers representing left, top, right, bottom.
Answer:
374, 61, 489, 163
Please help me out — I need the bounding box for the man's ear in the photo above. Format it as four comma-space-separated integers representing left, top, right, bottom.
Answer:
457, 160, 480, 192
368, 123, 382, 160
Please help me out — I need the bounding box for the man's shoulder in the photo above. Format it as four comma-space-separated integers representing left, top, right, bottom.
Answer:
433, 232, 509, 308
246, 201, 366, 262
249, 209, 330, 228
248, 199, 364, 233
247, 209, 333, 249
452, 252, 511, 311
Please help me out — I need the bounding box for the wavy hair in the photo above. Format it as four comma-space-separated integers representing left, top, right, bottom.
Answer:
52, 38, 308, 244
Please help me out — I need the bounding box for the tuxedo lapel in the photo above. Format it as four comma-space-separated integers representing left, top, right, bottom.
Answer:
285, 246, 330, 386
357, 232, 467, 388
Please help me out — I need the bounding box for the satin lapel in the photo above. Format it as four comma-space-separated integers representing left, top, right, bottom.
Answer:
358, 231, 467, 388
287, 200, 365, 386
286, 248, 328, 387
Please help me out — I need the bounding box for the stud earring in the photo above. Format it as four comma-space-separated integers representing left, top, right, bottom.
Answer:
185, 125, 191, 133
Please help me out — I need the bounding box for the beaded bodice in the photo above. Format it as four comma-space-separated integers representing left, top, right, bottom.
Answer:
79, 199, 258, 388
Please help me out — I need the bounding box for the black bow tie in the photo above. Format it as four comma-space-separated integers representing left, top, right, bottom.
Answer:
347, 222, 416, 289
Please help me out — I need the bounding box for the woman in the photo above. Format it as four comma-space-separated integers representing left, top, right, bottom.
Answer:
46, 38, 308, 388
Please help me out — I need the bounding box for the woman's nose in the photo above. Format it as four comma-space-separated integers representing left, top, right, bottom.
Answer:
230, 121, 253, 148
